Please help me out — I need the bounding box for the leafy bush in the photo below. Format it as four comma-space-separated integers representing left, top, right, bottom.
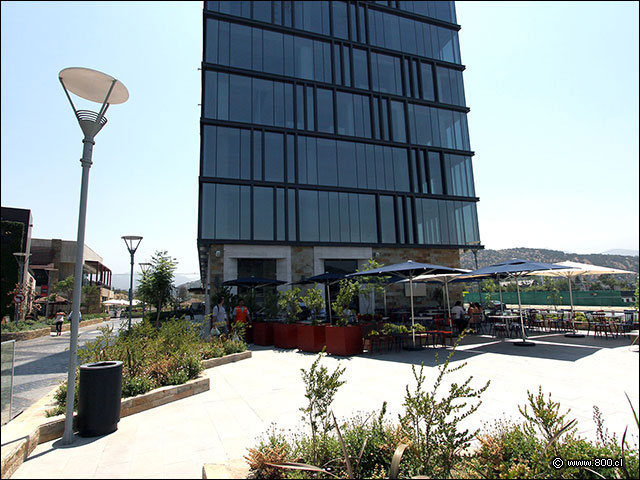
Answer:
464, 387, 639, 479
50, 317, 245, 412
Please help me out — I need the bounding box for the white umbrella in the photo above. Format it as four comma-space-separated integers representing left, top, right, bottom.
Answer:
103, 299, 141, 306
527, 261, 636, 336
412, 270, 471, 323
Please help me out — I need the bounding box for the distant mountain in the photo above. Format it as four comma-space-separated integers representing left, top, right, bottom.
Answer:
460, 247, 638, 275
601, 249, 639, 257
111, 273, 200, 290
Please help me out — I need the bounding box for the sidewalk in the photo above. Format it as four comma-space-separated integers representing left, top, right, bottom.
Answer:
7, 333, 640, 479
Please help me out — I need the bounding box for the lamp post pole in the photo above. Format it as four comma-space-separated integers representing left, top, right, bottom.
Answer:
122, 236, 143, 332
59, 67, 129, 445
13, 253, 30, 327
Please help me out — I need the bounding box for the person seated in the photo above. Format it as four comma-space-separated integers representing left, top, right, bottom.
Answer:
451, 301, 467, 333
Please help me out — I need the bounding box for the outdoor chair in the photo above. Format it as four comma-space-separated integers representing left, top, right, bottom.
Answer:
493, 321, 508, 338
550, 311, 566, 332
591, 311, 610, 338
527, 309, 543, 332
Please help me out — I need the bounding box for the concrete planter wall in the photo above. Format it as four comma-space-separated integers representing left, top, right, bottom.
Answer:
1, 316, 108, 342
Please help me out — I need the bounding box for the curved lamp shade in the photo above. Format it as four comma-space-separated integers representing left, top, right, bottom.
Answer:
59, 67, 129, 104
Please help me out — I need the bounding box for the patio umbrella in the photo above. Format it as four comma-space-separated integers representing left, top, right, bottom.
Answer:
223, 276, 287, 314
293, 272, 346, 324
527, 261, 636, 337
348, 261, 463, 348
412, 269, 471, 320
457, 259, 574, 346
35, 295, 70, 304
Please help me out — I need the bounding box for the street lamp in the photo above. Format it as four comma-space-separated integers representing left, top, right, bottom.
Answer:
12, 252, 30, 326
122, 236, 143, 331
59, 67, 128, 445
139, 262, 152, 321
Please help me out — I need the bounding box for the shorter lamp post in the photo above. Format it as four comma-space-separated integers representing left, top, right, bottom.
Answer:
13, 253, 30, 326
122, 236, 143, 331
139, 262, 152, 321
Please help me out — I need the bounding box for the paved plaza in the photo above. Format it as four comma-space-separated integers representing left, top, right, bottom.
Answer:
10, 332, 640, 479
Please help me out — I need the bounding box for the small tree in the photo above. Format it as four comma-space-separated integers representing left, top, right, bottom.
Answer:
356, 259, 388, 314
331, 279, 359, 326
52, 276, 75, 300
302, 286, 325, 324
300, 350, 346, 465
138, 250, 178, 328
278, 287, 301, 323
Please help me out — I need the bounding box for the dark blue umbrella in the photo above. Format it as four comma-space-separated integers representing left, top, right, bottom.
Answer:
293, 272, 347, 323
457, 259, 575, 346
348, 261, 463, 347
222, 276, 286, 289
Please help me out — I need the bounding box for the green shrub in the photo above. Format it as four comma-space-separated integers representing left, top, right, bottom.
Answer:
223, 339, 247, 355
121, 375, 156, 398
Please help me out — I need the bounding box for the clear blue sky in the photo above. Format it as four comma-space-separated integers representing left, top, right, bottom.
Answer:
2, 1, 638, 278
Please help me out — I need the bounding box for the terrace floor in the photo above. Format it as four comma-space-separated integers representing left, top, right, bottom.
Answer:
10, 331, 639, 479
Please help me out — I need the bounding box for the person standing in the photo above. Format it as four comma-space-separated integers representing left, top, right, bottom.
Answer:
211, 297, 228, 336
54, 310, 65, 336
233, 298, 249, 324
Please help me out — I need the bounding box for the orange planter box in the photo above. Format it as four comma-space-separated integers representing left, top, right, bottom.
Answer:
297, 324, 326, 352
253, 321, 273, 346
325, 325, 363, 356
273, 323, 298, 349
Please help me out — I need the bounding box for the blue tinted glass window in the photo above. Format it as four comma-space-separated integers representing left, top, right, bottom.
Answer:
332, 1, 348, 39
288, 189, 297, 240
216, 184, 240, 239
393, 148, 410, 192
405, 197, 414, 243
438, 200, 451, 244
251, 27, 263, 70
202, 126, 217, 177
229, 74, 251, 123
253, 1, 271, 22
264, 132, 284, 182
339, 193, 350, 242
299, 190, 319, 241
274, 82, 285, 127
254, 187, 274, 240
348, 194, 360, 242
201, 183, 215, 239
396, 197, 405, 244
204, 72, 217, 119
380, 196, 396, 243
420, 62, 435, 101
253, 130, 262, 179
316, 88, 334, 133
286, 134, 295, 182
240, 186, 251, 239
317, 138, 337, 186
253, 78, 274, 126
383, 147, 395, 191
359, 194, 377, 242
336, 92, 354, 136
318, 191, 330, 241
337, 140, 357, 188
218, 20, 230, 64
342, 45, 351, 87
294, 37, 313, 80
217, 72, 229, 120
216, 127, 240, 178
297, 136, 307, 184
306, 136, 317, 184
230, 23, 251, 69
306, 87, 315, 131
427, 151, 443, 194
205, 19, 219, 64
240, 130, 251, 179
352, 48, 369, 89
263, 30, 284, 75
329, 192, 340, 242
390, 100, 406, 142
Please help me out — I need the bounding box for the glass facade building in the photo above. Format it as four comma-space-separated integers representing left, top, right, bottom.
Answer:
198, 1, 480, 301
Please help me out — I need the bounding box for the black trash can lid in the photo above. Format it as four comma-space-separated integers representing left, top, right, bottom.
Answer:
80, 361, 123, 370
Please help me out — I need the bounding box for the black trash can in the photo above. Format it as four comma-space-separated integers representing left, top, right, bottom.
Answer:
77, 361, 123, 437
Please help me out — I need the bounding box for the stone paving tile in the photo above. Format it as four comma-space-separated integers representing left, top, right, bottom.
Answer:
10, 335, 639, 479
